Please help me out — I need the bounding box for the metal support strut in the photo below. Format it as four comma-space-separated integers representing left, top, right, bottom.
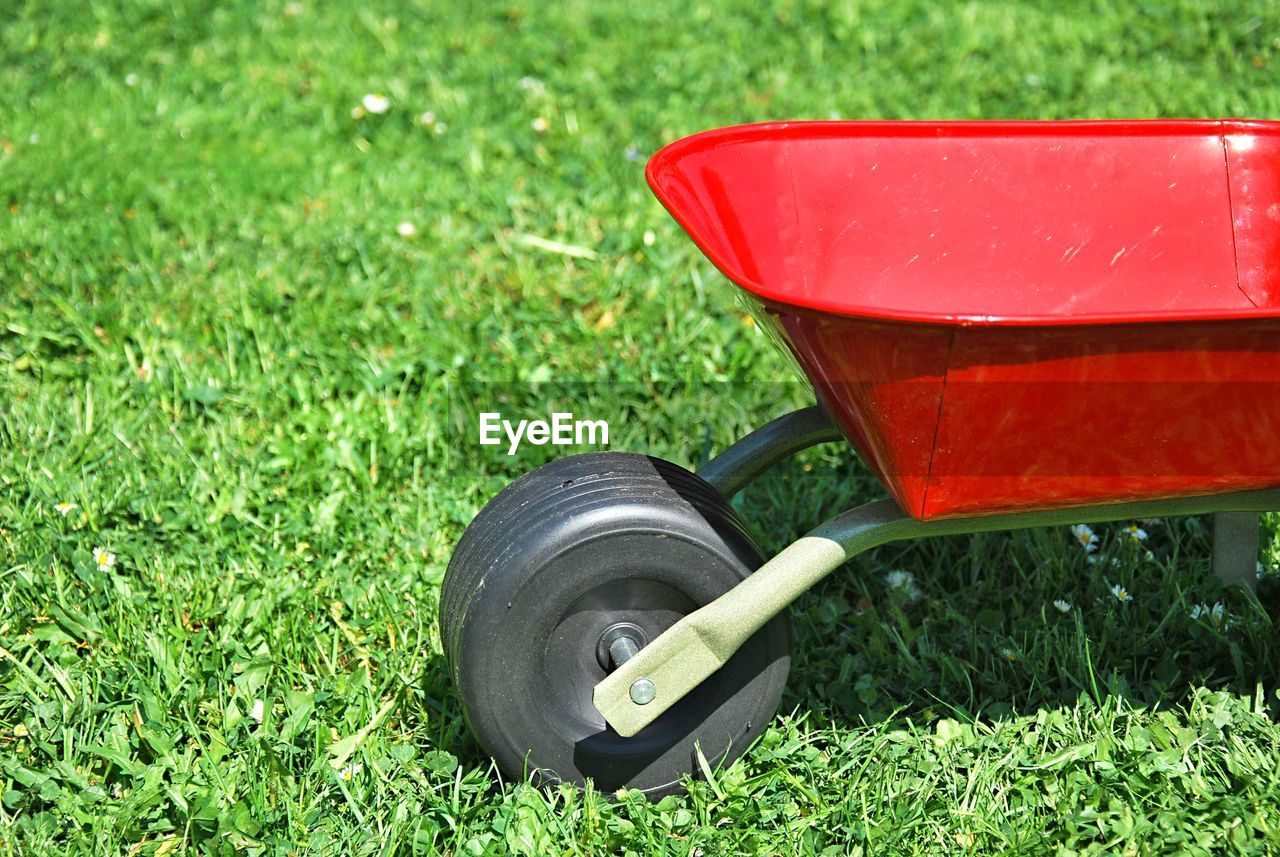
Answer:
697, 405, 844, 499
1213, 512, 1261, 590
594, 407, 1274, 738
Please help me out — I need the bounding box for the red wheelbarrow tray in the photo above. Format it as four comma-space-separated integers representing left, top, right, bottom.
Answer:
647, 119, 1280, 521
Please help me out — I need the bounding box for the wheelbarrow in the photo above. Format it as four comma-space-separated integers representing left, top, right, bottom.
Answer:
441, 120, 1280, 796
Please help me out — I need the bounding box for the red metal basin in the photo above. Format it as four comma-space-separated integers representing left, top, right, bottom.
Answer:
648, 120, 1280, 519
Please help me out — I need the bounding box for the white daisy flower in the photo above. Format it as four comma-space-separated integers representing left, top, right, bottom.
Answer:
250, 699, 265, 723
396, 221, 417, 237
1000, 646, 1019, 661
1123, 524, 1148, 542
1086, 555, 1120, 567
518, 76, 546, 95
1070, 524, 1099, 552
531, 116, 549, 134
361, 93, 390, 115
418, 110, 437, 128
54, 502, 78, 517
1052, 599, 1072, 614
92, 547, 116, 571
885, 570, 913, 590
1190, 601, 1226, 624
1109, 584, 1133, 603
124, 73, 139, 87
339, 762, 362, 782
885, 570, 921, 603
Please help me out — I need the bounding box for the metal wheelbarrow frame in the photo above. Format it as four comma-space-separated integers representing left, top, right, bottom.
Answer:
593, 405, 1268, 736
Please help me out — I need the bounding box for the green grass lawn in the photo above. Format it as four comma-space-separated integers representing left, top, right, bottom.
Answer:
3, 0, 1280, 853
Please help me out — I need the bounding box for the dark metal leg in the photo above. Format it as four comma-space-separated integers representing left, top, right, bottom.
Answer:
1212, 512, 1259, 591
697, 405, 843, 498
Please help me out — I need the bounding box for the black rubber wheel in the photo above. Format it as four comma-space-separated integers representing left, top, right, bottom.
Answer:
441, 452, 790, 797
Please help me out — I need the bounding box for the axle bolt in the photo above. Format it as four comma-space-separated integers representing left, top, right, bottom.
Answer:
597, 622, 646, 671
609, 635, 640, 668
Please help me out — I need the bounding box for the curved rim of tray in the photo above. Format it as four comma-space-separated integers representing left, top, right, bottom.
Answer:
647, 118, 1280, 328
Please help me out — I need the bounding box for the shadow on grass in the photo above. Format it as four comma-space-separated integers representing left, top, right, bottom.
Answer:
747, 457, 1280, 732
